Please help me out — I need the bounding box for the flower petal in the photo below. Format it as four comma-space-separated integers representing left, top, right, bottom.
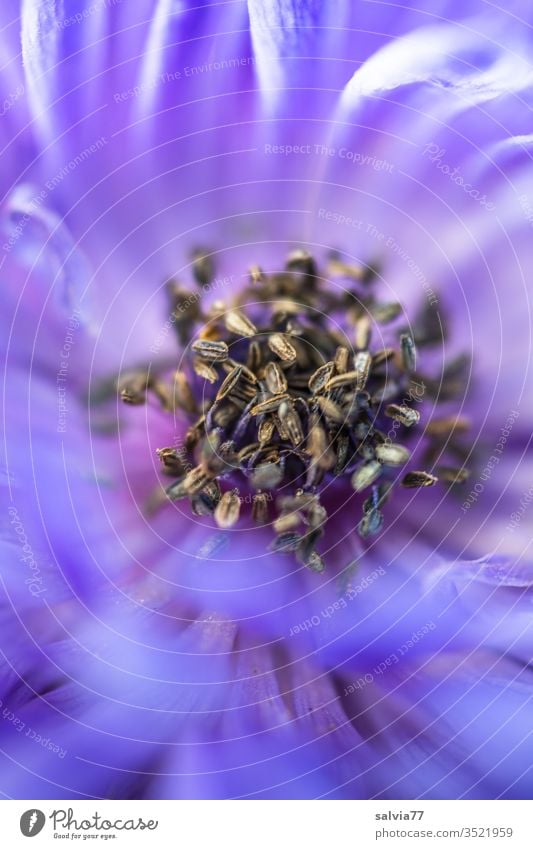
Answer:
345, 652, 533, 799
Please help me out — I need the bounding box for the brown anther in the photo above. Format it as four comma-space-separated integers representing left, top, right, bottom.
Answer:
252, 491, 270, 524
308, 362, 335, 394
402, 470, 438, 488
224, 309, 258, 338
268, 333, 297, 362
214, 489, 241, 528
334, 346, 351, 375
425, 416, 470, 437
172, 371, 197, 414
264, 361, 288, 395
278, 400, 304, 446
191, 339, 229, 362
251, 394, 290, 416
157, 447, 186, 477
191, 247, 215, 287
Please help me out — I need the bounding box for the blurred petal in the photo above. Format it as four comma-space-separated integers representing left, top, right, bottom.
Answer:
349, 652, 533, 799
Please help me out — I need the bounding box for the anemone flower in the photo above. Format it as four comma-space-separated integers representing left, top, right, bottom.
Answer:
1, 1, 533, 801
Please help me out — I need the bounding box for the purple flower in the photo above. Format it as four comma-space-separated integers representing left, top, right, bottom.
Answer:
1, 1, 533, 800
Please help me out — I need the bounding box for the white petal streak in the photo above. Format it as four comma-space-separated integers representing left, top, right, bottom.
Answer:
21, 0, 105, 137
247, 0, 349, 107
137, 0, 250, 116
340, 19, 533, 111
4, 183, 94, 324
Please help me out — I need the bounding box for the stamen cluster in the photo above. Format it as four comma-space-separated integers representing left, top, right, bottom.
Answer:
119, 250, 469, 570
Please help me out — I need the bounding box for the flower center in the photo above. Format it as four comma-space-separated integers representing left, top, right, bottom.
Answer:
119, 249, 470, 571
